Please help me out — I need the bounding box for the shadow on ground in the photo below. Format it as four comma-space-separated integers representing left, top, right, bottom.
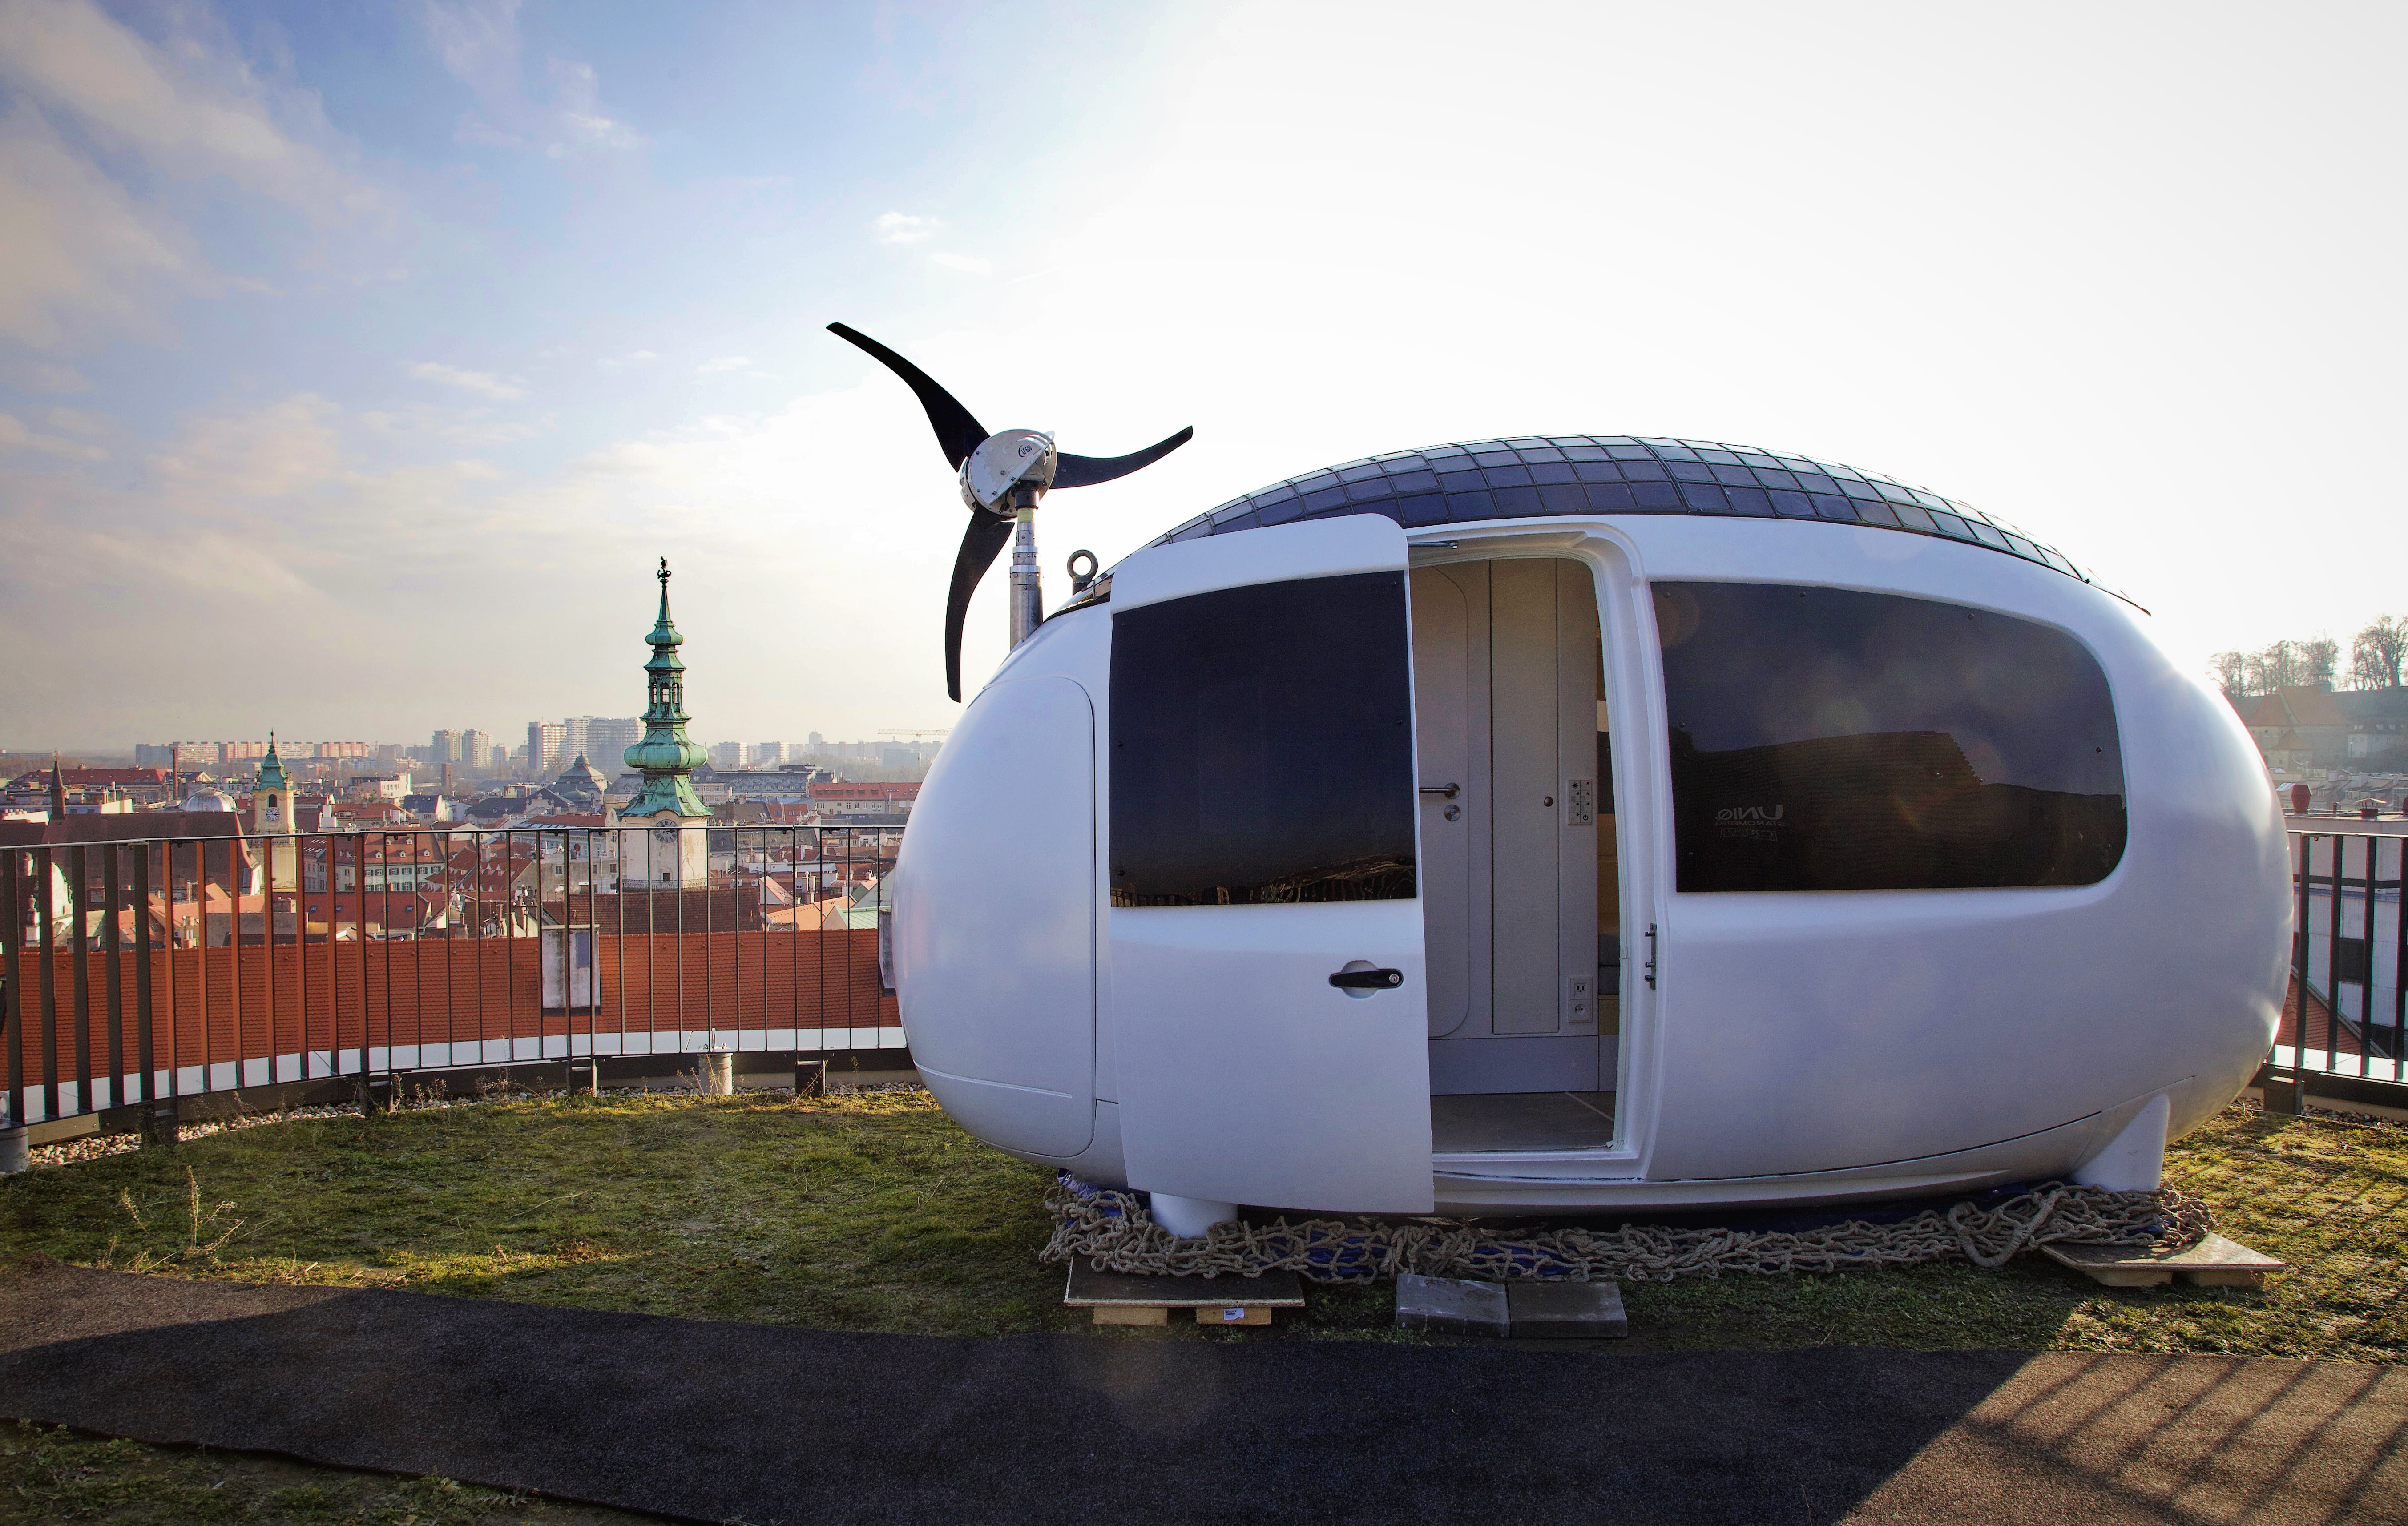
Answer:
3, 1258, 2402, 1525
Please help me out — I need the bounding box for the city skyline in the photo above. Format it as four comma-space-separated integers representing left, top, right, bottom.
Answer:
5, 2, 2405, 749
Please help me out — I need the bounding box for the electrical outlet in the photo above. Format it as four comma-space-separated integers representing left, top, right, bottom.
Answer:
1567, 973, 1594, 1031
1566, 778, 1595, 826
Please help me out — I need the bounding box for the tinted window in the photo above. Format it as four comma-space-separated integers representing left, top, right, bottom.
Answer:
1655, 583, 2125, 891
1111, 572, 1416, 906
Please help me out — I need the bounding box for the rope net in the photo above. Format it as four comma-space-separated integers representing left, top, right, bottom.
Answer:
1041, 1176, 2213, 1284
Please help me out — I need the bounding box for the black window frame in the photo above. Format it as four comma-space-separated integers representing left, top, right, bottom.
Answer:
1109, 571, 1417, 907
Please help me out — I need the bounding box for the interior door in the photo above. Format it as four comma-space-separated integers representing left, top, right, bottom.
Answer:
1410, 565, 1477, 1038
1108, 515, 1432, 1213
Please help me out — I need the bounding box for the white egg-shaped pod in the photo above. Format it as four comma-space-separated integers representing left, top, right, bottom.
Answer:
890, 611, 1113, 1168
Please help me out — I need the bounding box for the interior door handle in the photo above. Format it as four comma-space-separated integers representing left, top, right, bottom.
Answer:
1418, 783, 1460, 799
1329, 968, 1405, 990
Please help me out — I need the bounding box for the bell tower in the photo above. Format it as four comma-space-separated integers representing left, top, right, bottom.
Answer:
254, 732, 298, 888
622, 559, 711, 888
255, 733, 294, 836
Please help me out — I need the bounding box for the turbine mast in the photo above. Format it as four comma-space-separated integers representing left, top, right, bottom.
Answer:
1008, 491, 1043, 649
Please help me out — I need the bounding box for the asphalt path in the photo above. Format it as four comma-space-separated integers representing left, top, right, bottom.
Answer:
3, 1258, 2402, 1524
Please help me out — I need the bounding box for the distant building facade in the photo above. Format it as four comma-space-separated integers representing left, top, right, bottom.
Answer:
2242, 687, 2351, 772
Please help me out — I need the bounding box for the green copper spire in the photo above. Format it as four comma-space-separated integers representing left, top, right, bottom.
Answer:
623, 556, 708, 819
256, 732, 290, 792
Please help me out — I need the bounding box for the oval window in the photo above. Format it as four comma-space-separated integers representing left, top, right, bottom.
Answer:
1655, 583, 2126, 891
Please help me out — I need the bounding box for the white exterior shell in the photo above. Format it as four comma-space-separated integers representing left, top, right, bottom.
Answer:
891, 511, 2291, 1216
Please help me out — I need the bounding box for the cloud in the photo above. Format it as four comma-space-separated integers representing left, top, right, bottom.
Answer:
1, 357, 90, 392
0, 411, 106, 460
407, 361, 526, 400
0, 0, 383, 349
424, 0, 642, 157
357, 407, 539, 446
601, 349, 659, 370
548, 60, 641, 151
0, 0, 373, 214
871, 212, 988, 275
695, 355, 751, 375
150, 394, 344, 499
875, 212, 941, 244
422, 0, 521, 100
0, 104, 190, 345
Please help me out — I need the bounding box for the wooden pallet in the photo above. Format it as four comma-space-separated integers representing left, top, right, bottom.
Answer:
2041, 1233, 2287, 1289
1064, 1260, 1306, 1326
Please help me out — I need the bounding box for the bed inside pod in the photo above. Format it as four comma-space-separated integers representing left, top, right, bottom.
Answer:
1413, 556, 1626, 1152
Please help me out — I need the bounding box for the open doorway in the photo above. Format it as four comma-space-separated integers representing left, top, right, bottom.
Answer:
1412, 556, 1623, 1152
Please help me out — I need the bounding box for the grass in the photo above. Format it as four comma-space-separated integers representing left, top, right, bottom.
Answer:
4, 1087, 1073, 1337
1, 1090, 2401, 1362
0, 1419, 664, 1525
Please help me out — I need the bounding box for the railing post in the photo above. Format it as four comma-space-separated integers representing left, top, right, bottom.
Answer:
2323, 833, 2341, 1091
70, 843, 91, 1119
2360, 830, 2377, 1079
2275, 833, 2308, 1115
162, 838, 178, 1111
37, 846, 60, 1127
2393, 832, 2406, 1065
103, 846, 123, 1113
224, 834, 238, 1099
2, 847, 25, 1171
134, 842, 173, 1146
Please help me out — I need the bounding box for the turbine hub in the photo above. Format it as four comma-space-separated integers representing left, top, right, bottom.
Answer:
960, 428, 1057, 515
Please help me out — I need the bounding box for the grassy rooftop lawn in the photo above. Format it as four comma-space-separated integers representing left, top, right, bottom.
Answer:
1, 1090, 2402, 1363
0, 1420, 670, 1526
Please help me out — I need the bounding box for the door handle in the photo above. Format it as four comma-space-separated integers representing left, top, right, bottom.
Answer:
1418, 783, 1460, 799
1329, 967, 1405, 990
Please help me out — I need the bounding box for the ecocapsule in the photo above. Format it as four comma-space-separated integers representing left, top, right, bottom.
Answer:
831, 327, 2289, 1234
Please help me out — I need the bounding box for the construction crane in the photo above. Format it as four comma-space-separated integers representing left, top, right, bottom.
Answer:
876, 729, 951, 740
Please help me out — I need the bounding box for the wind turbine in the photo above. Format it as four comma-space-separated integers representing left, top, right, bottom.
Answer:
827, 322, 1193, 700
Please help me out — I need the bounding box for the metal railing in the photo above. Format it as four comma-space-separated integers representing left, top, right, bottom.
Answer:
2, 824, 905, 1137
2279, 826, 2405, 1100
20, 818, 2387, 1140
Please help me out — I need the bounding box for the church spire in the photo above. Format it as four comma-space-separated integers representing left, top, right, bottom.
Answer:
256, 731, 290, 793
623, 557, 708, 820
255, 731, 294, 835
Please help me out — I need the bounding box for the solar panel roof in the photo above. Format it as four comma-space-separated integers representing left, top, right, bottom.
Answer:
1142, 435, 2088, 584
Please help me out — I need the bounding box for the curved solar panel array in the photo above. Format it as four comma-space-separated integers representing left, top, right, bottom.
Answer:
1144, 436, 2089, 584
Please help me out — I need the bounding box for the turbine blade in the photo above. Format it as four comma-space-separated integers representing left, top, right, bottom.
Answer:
944, 510, 1017, 702
827, 322, 989, 469
1053, 426, 1195, 489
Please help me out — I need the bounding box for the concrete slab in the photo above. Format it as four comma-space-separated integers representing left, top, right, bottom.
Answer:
1506, 1279, 1627, 1338
2041, 1233, 2287, 1289
1395, 1273, 1509, 1337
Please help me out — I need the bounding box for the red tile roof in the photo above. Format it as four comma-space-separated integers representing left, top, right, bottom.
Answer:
60, 769, 167, 788
810, 781, 920, 802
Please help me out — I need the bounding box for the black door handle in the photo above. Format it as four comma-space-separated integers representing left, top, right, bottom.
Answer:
1329, 968, 1404, 990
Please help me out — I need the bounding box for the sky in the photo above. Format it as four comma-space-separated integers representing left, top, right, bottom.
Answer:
3, 0, 2403, 753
